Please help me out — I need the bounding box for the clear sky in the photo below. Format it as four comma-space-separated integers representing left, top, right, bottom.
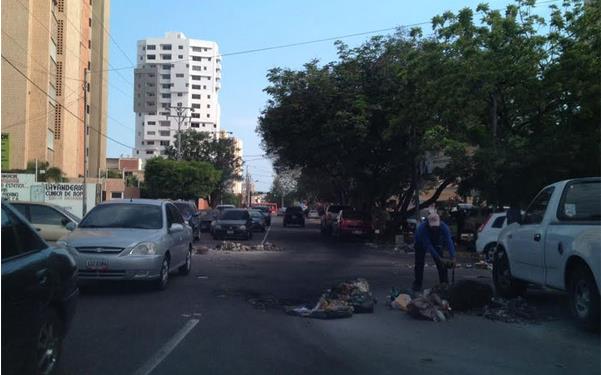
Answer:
106, 0, 550, 191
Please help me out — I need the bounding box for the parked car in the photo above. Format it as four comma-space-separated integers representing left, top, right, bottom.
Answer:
494, 178, 600, 330
211, 209, 253, 240
252, 206, 272, 226
2, 201, 79, 375
475, 212, 507, 261
57, 199, 193, 290
308, 209, 320, 219
249, 209, 268, 232
277, 207, 286, 216
11, 201, 80, 242
198, 209, 218, 232
333, 210, 373, 239
283, 206, 305, 227
320, 205, 351, 234
216, 204, 235, 213
173, 200, 201, 240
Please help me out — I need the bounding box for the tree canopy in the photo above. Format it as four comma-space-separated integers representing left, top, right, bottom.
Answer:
257, 0, 599, 212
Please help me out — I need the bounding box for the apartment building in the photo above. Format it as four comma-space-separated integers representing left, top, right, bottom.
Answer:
133, 32, 222, 158
1, 0, 110, 178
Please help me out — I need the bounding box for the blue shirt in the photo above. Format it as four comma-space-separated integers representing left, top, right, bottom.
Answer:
415, 221, 456, 259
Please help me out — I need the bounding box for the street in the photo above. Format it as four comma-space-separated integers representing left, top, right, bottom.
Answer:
58, 217, 600, 375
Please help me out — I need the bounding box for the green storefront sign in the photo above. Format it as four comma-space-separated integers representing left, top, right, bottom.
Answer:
1, 133, 9, 170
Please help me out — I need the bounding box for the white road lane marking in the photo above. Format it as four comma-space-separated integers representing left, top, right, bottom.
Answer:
261, 223, 272, 245
133, 319, 199, 375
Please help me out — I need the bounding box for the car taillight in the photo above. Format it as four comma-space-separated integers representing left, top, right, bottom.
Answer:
478, 215, 492, 232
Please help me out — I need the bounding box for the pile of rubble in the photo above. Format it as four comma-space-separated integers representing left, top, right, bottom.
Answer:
389, 289, 452, 322
286, 278, 376, 319
480, 297, 547, 324
216, 241, 281, 252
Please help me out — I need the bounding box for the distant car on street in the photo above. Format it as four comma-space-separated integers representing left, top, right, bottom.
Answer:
58, 199, 193, 290
283, 206, 305, 227
211, 209, 253, 240
173, 200, 201, 240
11, 201, 80, 242
475, 212, 507, 261
198, 209, 218, 232
333, 210, 373, 239
249, 209, 268, 232
308, 209, 320, 219
252, 205, 272, 226
2, 201, 79, 375
321, 205, 351, 235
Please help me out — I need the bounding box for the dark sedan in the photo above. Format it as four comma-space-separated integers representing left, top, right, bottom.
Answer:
211, 209, 253, 240
249, 209, 267, 232
252, 206, 272, 226
1, 201, 79, 375
283, 206, 305, 227
198, 209, 218, 232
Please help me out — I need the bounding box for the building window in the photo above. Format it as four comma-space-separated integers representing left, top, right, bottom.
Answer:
160, 140, 169, 146
111, 192, 124, 199
192, 103, 200, 109
161, 44, 172, 50
159, 131, 170, 136
147, 131, 156, 135
161, 93, 171, 99
162, 64, 171, 69
145, 150, 154, 155
213, 124, 217, 128
191, 113, 200, 118
146, 141, 155, 145
191, 75, 200, 80
192, 56, 201, 61
147, 45, 156, 50
207, 104, 211, 108
191, 123, 200, 128
147, 121, 156, 125
204, 48, 208, 52
191, 47, 202, 52
161, 54, 172, 60
192, 85, 201, 90
161, 74, 169, 79
162, 84, 170, 89
89, 17, 92, 27
192, 66, 201, 71
202, 123, 206, 127
147, 54, 156, 60
203, 85, 207, 89
208, 57, 212, 61
47, 129, 54, 150
207, 94, 211, 99
178, 45, 183, 49
206, 114, 210, 118
177, 93, 182, 97
176, 73, 184, 78
160, 121, 170, 127
204, 66, 207, 71
192, 94, 200, 99
178, 55, 183, 59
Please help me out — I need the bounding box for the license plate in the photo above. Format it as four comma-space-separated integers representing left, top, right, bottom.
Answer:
352, 230, 363, 235
86, 259, 109, 270
227, 230, 234, 234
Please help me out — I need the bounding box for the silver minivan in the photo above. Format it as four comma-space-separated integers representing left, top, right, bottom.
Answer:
58, 199, 193, 290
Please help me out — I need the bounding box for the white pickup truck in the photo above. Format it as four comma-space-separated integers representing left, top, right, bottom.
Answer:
493, 177, 600, 329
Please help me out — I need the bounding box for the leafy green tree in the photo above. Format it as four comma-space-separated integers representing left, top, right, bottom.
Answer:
165, 130, 243, 205
142, 157, 220, 200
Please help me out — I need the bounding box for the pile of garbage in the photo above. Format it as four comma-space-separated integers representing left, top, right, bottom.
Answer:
286, 278, 376, 319
480, 297, 546, 324
389, 289, 452, 322
216, 241, 281, 252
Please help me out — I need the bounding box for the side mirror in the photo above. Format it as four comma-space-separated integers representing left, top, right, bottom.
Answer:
65, 222, 76, 231
169, 223, 184, 233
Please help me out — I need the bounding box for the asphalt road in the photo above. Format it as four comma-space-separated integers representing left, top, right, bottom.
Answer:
58, 217, 600, 375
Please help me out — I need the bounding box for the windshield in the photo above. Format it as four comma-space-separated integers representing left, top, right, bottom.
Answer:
174, 202, 195, 217
250, 210, 263, 218
220, 210, 248, 220
286, 207, 303, 213
79, 204, 163, 229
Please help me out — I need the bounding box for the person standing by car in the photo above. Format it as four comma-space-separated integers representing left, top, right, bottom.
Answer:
412, 211, 456, 292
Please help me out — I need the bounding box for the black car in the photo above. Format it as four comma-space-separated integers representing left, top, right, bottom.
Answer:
283, 206, 305, 227
1, 201, 79, 375
211, 209, 253, 240
252, 206, 272, 226
173, 201, 201, 240
249, 209, 268, 232
198, 209, 218, 232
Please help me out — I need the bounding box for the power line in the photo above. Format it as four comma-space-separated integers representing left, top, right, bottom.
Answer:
2, 55, 133, 150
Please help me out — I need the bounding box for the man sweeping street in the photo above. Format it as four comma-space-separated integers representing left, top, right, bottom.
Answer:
412, 210, 456, 292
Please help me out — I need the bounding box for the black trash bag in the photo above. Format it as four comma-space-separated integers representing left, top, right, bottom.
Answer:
447, 280, 493, 311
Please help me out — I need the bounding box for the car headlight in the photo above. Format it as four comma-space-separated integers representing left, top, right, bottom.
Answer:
240, 225, 246, 230
128, 242, 157, 255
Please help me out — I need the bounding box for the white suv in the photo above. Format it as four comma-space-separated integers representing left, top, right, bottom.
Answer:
475, 212, 506, 261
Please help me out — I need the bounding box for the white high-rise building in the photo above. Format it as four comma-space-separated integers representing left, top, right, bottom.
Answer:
133, 32, 222, 158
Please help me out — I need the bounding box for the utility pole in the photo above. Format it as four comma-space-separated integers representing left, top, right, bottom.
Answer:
82, 69, 89, 216
165, 104, 194, 160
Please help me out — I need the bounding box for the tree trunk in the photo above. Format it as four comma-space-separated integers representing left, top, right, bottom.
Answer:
405, 178, 454, 215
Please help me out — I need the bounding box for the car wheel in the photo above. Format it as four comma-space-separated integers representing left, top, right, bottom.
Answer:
179, 246, 192, 276
493, 247, 526, 298
483, 243, 496, 263
155, 256, 170, 290
568, 264, 600, 331
30, 308, 63, 375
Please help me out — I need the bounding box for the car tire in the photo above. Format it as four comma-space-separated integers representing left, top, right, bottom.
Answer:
568, 264, 600, 331
179, 246, 192, 276
27, 308, 63, 375
155, 256, 170, 290
493, 247, 526, 298
483, 243, 496, 263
